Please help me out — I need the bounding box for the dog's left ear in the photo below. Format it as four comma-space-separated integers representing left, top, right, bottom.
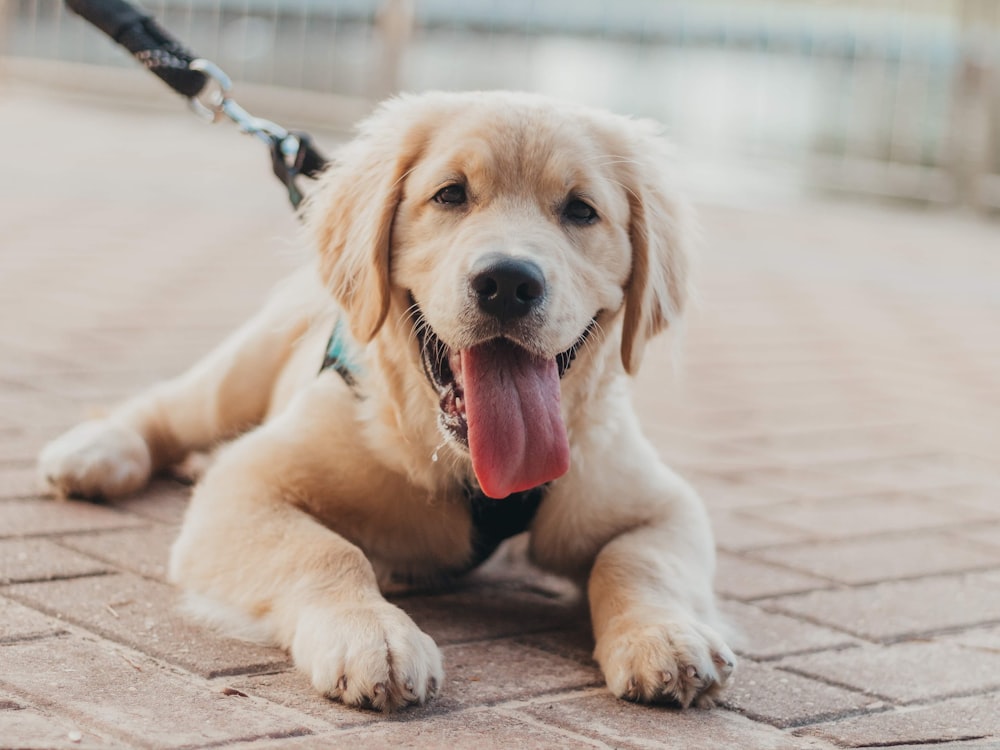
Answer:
619, 122, 694, 374
307, 98, 428, 343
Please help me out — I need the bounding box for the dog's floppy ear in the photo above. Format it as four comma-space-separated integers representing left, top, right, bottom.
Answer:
619, 122, 694, 374
307, 98, 427, 343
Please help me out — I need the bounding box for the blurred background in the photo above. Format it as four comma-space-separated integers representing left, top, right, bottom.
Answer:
2, 0, 999, 211
2, 8, 1000, 743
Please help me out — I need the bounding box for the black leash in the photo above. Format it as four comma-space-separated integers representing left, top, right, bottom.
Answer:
65, 0, 328, 209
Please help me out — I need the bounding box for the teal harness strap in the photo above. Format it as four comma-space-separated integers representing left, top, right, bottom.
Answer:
319, 319, 361, 393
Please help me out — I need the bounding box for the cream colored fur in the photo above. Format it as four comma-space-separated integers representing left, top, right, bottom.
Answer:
39, 91, 734, 712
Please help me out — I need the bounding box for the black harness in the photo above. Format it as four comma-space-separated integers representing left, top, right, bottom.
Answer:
320, 327, 546, 567
465, 483, 546, 568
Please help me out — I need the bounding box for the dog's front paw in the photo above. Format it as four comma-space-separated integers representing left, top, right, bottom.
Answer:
292, 602, 443, 711
595, 609, 735, 708
38, 420, 151, 499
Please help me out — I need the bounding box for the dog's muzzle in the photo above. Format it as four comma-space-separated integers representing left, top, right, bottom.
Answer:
413, 302, 592, 499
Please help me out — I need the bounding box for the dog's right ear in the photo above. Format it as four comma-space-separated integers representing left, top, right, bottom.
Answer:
307, 98, 427, 343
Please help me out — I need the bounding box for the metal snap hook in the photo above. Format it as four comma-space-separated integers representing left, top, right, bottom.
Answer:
187, 58, 232, 122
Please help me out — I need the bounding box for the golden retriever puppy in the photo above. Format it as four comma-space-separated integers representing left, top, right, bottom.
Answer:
39, 91, 735, 711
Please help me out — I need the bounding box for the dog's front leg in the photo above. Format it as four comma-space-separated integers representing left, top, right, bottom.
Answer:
38, 268, 325, 499
586, 478, 736, 708
168, 413, 443, 711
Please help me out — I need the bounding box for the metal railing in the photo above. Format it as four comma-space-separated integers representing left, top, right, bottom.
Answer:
2, 0, 998, 210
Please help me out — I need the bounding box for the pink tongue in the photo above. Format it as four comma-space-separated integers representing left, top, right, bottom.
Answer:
462, 340, 570, 499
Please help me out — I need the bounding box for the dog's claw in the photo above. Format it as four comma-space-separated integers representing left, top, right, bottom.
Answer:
685, 665, 698, 680
713, 654, 735, 678
336, 675, 347, 692
623, 676, 639, 701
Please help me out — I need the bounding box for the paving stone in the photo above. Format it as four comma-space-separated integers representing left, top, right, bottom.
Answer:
396, 588, 581, 646
59, 525, 178, 582
512, 625, 597, 667
222, 670, 380, 730
0, 695, 20, 710
926, 484, 1000, 515
749, 532, 1000, 585
953, 523, 1000, 550
765, 572, 1000, 642
19, 367, 166, 403
689, 475, 798, 510
0, 702, 118, 749
801, 693, 1000, 747
741, 493, 991, 541
234, 638, 603, 723
105, 478, 191, 526
946, 623, 1000, 652
0, 498, 145, 538
470, 536, 581, 601
782, 639, 1000, 704
0, 538, 108, 584
656, 446, 782, 478
336, 707, 606, 749
0, 634, 309, 749
719, 467, 886, 501
0, 390, 85, 432
6, 573, 288, 677
708, 508, 811, 552
838, 454, 1000, 493
0, 595, 67, 642
0, 428, 49, 465
721, 659, 877, 728
715, 551, 831, 600
720, 600, 860, 661
517, 691, 835, 750
437, 638, 603, 711
876, 743, 1000, 750
716, 427, 936, 467
178, 733, 334, 750
0, 464, 43, 500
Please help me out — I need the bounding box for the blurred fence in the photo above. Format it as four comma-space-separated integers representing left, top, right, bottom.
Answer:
2, 0, 999, 210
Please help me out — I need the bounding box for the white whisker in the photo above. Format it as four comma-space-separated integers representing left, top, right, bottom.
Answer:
605, 177, 641, 203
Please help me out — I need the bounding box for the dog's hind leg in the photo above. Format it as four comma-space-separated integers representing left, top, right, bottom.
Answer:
38, 268, 326, 499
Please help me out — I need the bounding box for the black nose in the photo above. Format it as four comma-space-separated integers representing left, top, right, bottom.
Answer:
469, 255, 546, 322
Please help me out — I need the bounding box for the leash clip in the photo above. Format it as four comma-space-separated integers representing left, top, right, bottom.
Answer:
187, 57, 316, 208
187, 59, 291, 147
67, 0, 328, 213
187, 58, 230, 123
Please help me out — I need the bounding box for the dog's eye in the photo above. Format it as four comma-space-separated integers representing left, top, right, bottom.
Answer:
563, 199, 598, 225
433, 184, 467, 206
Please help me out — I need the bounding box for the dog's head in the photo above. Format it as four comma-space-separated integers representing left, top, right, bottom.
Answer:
309, 92, 692, 498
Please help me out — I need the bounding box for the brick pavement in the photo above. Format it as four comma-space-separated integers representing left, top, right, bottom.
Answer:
2, 84, 1000, 749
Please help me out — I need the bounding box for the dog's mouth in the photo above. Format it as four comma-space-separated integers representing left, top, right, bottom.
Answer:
415, 311, 593, 499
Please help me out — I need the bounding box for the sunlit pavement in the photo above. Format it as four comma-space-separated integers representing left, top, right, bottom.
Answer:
2, 85, 999, 749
